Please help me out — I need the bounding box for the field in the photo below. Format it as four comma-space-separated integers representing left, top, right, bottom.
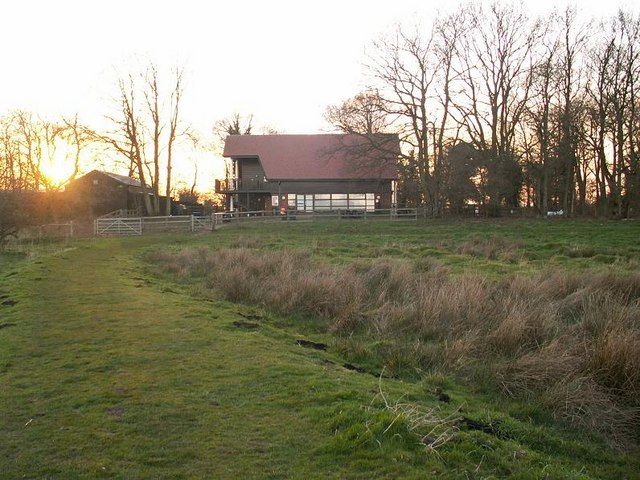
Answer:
1, 219, 639, 479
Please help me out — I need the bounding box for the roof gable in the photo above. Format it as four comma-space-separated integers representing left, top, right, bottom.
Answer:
92, 170, 141, 187
223, 134, 399, 180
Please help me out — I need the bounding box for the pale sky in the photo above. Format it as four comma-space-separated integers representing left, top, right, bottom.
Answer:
1, 0, 638, 192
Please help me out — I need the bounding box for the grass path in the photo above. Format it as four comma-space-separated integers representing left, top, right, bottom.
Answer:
1, 240, 345, 478
1, 234, 639, 479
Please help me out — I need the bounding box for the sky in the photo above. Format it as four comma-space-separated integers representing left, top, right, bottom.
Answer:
1, 0, 638, 192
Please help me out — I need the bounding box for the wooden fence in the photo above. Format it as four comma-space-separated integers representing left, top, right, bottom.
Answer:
213, 208, 418, 226
19, 221, 77, 240
93, 209, 417, 236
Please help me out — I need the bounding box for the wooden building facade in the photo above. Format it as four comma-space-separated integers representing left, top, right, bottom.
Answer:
216, 134, 399, 213
64, 170, 170, 217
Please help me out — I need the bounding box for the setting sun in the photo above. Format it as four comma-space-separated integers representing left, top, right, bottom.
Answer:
39, 142, 80, 188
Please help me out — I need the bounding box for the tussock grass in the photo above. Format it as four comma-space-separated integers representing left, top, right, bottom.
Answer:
151, 246, 640, 447
457, 235, 523, 262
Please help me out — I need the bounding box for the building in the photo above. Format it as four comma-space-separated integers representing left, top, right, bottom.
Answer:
216, 134, 399, 213
64, 170, 170, 217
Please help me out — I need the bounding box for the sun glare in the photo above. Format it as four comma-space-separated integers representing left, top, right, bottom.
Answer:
41, 145, 76, 187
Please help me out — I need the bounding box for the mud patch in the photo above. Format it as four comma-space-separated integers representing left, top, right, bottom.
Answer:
343, 362, 366, 373
460, 417, 512, 440
238, 311, 264, 321
1, 299, 17, 306
106, 406, 125, 419
296, 339, 327, 351
0, 323, 16, 330
342, 362, 392, 379
233, 320, 260, 330
434, 387, 451, 403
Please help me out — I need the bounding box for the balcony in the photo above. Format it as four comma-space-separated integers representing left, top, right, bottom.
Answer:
215, 178, 270, 193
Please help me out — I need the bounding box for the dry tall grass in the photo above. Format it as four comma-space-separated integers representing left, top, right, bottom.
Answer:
457, 235, 523, 262
150, 247, 640, 446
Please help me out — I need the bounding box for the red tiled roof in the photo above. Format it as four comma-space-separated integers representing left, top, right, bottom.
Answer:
223, 134, 399, 180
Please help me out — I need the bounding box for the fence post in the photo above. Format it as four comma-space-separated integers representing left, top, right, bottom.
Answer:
190, 215, 195, 232
69, 221, 74, 238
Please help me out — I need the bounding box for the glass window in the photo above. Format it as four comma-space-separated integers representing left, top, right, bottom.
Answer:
316, 194, 331, 200
332, 193, 347, 200
271, 195, 279, 207
288, 194, 296, 207
349, 193, 365, 200
315, 199, 331, 208
331, 198, 348, 209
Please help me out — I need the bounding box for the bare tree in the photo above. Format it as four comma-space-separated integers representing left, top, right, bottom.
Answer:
368, 26, 440, 213
0, 111, 91, 192
526, 37, 559, 214
555, 7, 590, 215
60, 114, 92, 186
99, 74, 154, 215
99, 62, 186, 216
144, 65, 162, 214
213, 113, 253, 142
165, 68, 183, 215
453, 3, 540, 208
325, 91, 390, 134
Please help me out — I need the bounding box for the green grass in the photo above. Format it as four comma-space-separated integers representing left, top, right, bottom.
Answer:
1, 219, 639, 478
202, 218, 640, 275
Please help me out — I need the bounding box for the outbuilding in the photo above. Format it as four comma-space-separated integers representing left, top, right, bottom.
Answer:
65, 170, 170, 217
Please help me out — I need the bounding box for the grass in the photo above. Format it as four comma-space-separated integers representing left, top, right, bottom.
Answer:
150, 238, 640, 447
1, 218, 639, 478
206, 218, 640, 275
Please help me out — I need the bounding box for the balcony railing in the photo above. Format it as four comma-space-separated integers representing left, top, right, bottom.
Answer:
215, 178, 270, 193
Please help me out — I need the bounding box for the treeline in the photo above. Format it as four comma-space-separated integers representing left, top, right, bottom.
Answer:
326, 5, 640, 217
0, 111, 90, 191
0, 63, 187, 219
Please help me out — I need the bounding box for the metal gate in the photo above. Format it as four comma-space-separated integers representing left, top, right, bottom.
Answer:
192, 216, 212, 231
95, 217, 143, 236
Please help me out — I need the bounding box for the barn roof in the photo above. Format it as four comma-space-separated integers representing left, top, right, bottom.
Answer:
95, 170, 141, 187
223, 134, 399, 180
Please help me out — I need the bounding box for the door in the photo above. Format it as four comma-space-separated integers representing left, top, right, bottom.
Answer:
279, 195, 288, 215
